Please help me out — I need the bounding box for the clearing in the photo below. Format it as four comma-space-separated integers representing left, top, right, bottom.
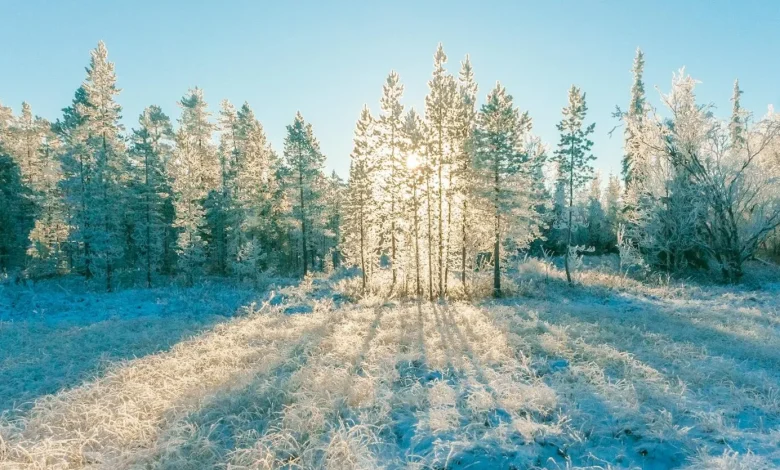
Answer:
1, 263, 779, 469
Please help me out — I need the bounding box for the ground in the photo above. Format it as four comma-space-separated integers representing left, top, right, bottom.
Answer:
0, 261, 779, 469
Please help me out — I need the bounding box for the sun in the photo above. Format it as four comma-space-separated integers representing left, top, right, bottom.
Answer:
406, 153, 420, 169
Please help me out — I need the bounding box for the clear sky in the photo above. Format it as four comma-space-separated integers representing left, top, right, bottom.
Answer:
2, 0, 779, 178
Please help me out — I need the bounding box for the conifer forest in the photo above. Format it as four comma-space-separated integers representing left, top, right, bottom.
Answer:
2, 5, 780, 468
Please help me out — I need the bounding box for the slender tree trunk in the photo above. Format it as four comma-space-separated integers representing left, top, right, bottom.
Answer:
390, 128, 397, 286
426, 170, 435, 301
461, 199, 467, 286
102, 134, 112, 292
299, 160, 308, 277
437, 130, 444, 299
564, 148, 574, 285
145, 148, 152, 288
359, 203, 366, 293
493, 160, 501, 297
413, 179, 421, 297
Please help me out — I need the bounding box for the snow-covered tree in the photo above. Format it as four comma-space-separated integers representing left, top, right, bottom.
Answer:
634, 71, 780, 280
344, 106, 378, 292
473, 83, 538, 297
622, 48, 646, 189
603, 174, 622, 249
452, 55, 478, 287
56, 42, 126, 290
231, 103, 280, 277
0, 147, 30, 273
425, 44, 457, 298
552, 85, 596, 284
170, 87, 217, 284
402, 108, 428, 297
376, 71, 406, 286
730, 79, 745, 146
283, 112, 326, 276
128, 105, 175, 287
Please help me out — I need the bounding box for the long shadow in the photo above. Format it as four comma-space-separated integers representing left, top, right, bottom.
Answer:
0, 284, 268, 416
494, 290, 780, 468
136, 301, 356, 468
525, 293, 780, 389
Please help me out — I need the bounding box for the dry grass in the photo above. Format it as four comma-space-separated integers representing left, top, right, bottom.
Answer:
1, 261, 779, 469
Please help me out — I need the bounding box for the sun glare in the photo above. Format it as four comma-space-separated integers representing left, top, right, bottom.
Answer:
406, 153, 419, 169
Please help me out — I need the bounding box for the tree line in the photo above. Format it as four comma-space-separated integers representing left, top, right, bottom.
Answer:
1, 43, 779, 295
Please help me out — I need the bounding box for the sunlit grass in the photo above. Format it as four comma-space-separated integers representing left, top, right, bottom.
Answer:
1, 260, 779, 468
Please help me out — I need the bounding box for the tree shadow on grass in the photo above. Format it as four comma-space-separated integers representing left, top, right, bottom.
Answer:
495, 288, 780, 467
0, 286, 269, 417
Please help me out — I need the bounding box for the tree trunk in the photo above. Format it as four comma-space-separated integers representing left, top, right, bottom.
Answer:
299, 159, 308, 277
564, 145, 574, 284
493, 160, 501, 298
426, 171, 435, 301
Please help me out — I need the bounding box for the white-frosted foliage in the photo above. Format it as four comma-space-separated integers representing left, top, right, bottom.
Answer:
631, 70, 780, 279
128, 105, 175, 286
283, 112, 326, 276
472, 83, 540, 295
377, 71, 406, 285
170, 88, 217, 283
230, 103, 279, 277
552, 85, 596, 283
59, 41, 126, 289
344, 106, 380, 290
424, 43, 458, 297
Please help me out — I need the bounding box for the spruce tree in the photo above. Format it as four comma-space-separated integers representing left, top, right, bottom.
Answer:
730, 79, 745, 146
283, 112, 325, 276
473, 83, 536, 297
232, 103, 279, 277
452, 55, 478, 287
129, 105, 175, 287
170, 87, 216, 285
553, 85, 596, 284
424, 43, 457, 298
57, 42, 125, 290
377, 71, 405, 286
622, 48, 646, 188
402, 109, 427, 297
345, 106, 377, 292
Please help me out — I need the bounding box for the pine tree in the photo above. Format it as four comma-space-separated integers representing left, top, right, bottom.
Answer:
424, 43, 457, 298
0, 102, 13, 144
603, 174, 622, 249
231, 103, 279, 277
170, 87, 217, 285
553, 85, 596, 284
585, 172, 606, 250
402, 109, 427, 297
57, 42, 126, 290
730, 79, 745, 146
377, 71, 405, 286
283, 112, 326, 276
473, 83, 536, 297
345, 106, 377, 292
452, 55, 478, 287
0, 147, 30, 273
129, 105, 175, 287
622, 48, 646, 189
324, 171, 345, 270
6, 103, 49, 273
205, 100, 238, 275
18, 105, 68, 278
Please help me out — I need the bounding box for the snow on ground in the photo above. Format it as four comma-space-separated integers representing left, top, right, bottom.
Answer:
0, 263, 779, 469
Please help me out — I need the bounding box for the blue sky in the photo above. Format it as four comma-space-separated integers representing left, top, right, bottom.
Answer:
2, 0, 779, 178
